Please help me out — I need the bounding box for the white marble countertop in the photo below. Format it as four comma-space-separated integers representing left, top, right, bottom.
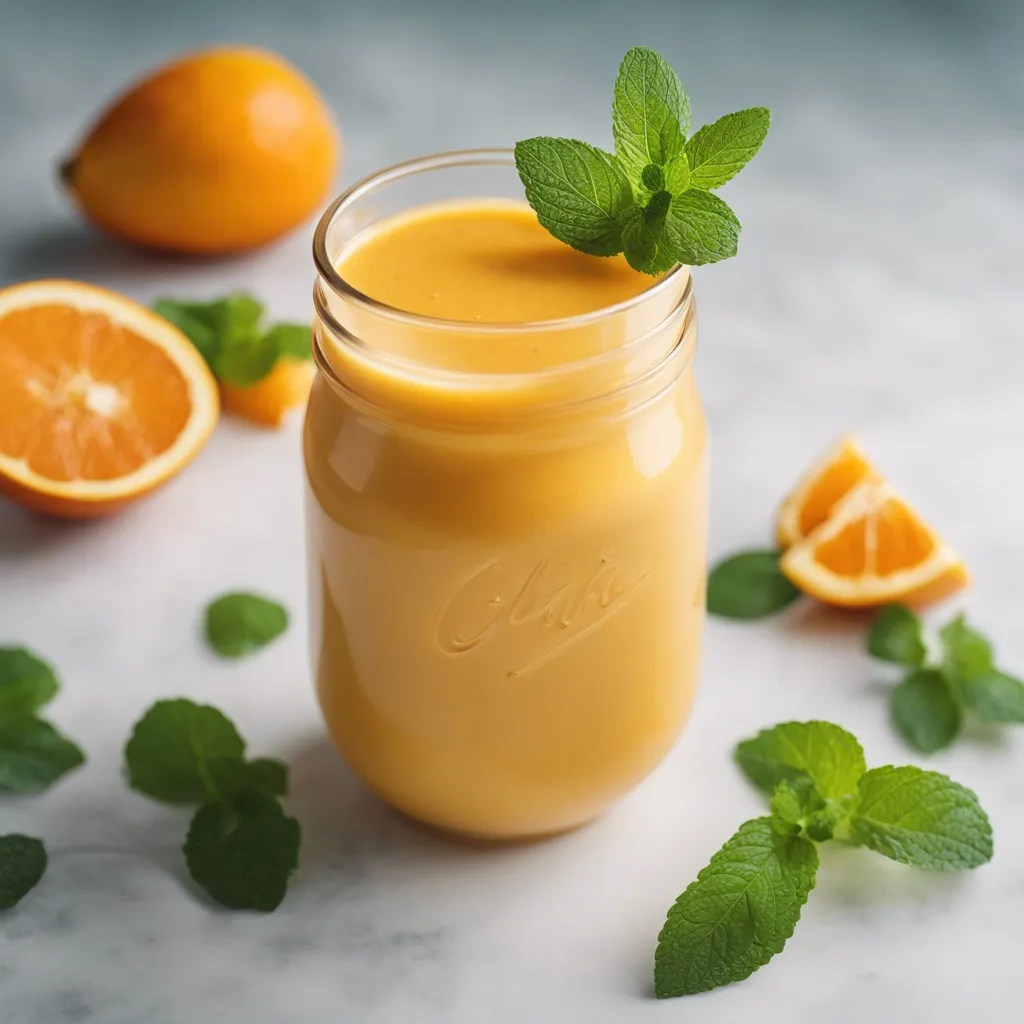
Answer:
2, 1, 1023, 1021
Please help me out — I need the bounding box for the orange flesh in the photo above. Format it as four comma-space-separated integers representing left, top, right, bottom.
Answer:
0, 305, 191, 481
797, 446, 874, 537
814, 497, 937, 578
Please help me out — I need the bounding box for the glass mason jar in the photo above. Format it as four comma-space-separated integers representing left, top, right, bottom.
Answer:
306, 151, 707, 839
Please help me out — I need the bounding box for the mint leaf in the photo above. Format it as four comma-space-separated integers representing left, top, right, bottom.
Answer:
184, 791, 300, 912
707, 549, 800, 620
214, 333, 280, 388
612, 46, 689, 183
654, 817, 817, 997
514, 138, 634, 257
0, 716, 85, 792
769, 777, 821, 836
124, 699, 245, 805
640, 164, 665, 191
662, 153, 690, 194
0, 648, 59, 716
736, 720, 866, 801
621, 209, 676, 275
961, 670, 1024, 723
663, 189, 741, 266
686, 107, 771, 190
205, 592, 289, 659
868, 605, 927, 667
155, 294, 263, 370
154, 294, 307, 386
940, 615, 994, 681
891, 669, 961, 753
263, 323, 312, 362
0, 835, 47, 910
850, 765, 993, 871
246, 757, 289, 797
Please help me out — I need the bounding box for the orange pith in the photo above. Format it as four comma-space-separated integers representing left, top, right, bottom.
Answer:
776, 436, 877, 548
780, 479, 969, 608
0, 280, 219, 517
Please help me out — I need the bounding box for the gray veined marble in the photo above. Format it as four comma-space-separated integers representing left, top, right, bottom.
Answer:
1, 0, 1023, 1021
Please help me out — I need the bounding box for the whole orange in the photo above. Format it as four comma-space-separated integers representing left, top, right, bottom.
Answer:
61, 47, 341, 254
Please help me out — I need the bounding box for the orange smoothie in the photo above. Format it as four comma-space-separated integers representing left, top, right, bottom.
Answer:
305, 186, 707, 838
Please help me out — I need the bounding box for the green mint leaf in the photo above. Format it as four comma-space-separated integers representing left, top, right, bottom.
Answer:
736, 720, 866, 801
0, 716, 85, 793
153, 300, 220, 365
867, 605, 927, 667
940, 615, 994, 682
213, 333, 280, 387
850, 765, 993, 871
663, 153, 690, 194
769, 777, 821, 836
891, 669, 961, 753
154, 294, 264, 371
0, 648, 59, 717
514, 137, 634, 257
0, 835, 47, 910
685, 107, 771, 190
246, 757, 289, 797
263, 323, 312, 362
961, 670, 1024, 724
184, 791, 300, 912
621, 207, 677, 275
612, 46, 689, 183
204, 755, 290, 801
641, 164, 665, 191
707, 549, 800, 620
124, 699, 246, 805
654, 817, 817, 997
804, 804, 844, 843
663, 189, 741, 266
205, 592, 289, 659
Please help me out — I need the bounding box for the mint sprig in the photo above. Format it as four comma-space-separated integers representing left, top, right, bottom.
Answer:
655, 719, 993, 998
515, 46, 769, 274
124, 699, 299, 912
868, 606, 1024, 751
154, 294, 312, 387
0, 648, 84, 793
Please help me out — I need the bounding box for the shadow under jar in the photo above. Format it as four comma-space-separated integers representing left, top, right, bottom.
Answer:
306, 150, 707, 839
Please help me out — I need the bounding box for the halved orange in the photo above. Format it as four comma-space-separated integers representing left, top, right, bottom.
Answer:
0, 280, 219, 518
780, 479, 969, 608
776, 436, 879, 548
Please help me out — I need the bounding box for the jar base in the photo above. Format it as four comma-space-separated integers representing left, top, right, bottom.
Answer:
394, 806, 605, 845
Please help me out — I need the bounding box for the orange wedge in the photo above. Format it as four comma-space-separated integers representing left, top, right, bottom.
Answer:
780, 479, 969, 608
776, 436, 879, 548
220, 357, 313, 428
0, 280, 219, 518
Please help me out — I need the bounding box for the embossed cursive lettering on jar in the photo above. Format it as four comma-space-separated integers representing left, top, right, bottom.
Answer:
305, 150, 708, 839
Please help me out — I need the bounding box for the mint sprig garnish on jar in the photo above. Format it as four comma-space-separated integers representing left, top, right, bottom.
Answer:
514, 46, 770, 273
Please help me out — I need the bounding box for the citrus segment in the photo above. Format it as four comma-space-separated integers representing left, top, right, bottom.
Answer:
0, 280, 219, 517
780, 480, 969, 608
219, 358, 313, 428
776, 435, 878, 548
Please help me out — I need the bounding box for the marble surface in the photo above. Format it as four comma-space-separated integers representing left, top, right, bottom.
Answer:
2, 1, 1024, 1021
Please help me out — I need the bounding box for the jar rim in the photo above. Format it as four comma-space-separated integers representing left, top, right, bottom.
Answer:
312, 147, 689, 335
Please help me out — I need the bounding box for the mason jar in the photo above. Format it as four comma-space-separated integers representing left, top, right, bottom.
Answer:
306, 150, 707, 839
